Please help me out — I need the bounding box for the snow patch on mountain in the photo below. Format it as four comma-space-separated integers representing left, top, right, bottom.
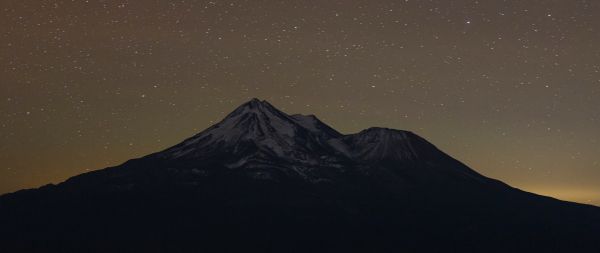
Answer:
154, 98, 471, 183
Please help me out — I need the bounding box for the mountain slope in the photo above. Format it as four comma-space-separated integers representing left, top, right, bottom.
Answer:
1, 99, 599, 253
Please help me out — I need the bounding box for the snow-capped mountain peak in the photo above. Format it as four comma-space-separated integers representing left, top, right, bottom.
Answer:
342, 127, 439, 162
150, 98, 489, 184
158, 99, 340, 164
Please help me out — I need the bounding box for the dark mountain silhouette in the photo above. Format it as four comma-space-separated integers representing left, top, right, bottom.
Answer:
1, 98, 599, 253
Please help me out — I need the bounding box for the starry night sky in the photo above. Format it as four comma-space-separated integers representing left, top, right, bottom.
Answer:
1, 0, 599, 205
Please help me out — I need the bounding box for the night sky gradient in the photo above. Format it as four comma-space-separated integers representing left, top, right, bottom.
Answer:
1, 0, 599, 205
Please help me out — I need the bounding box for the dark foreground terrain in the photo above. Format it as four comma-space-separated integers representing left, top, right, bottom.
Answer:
1, 99, 599, 253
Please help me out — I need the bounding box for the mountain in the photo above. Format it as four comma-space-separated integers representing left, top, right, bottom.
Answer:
1, 98, 599, 253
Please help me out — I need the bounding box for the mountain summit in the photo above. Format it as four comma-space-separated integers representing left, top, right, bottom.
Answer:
1, 99, 599, 253
159, 98, 342, 165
